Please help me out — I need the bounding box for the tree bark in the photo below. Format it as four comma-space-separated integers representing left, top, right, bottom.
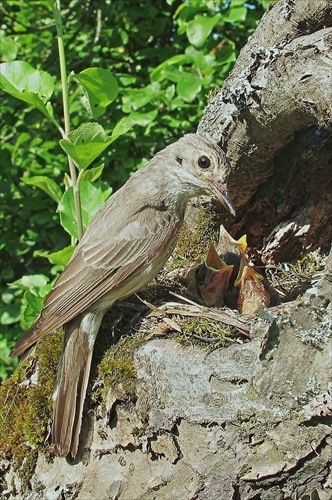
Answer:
2, 260, 331, 499
197, 0, 332, 263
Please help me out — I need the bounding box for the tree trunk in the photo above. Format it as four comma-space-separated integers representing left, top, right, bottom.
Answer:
198, 0, 332, 263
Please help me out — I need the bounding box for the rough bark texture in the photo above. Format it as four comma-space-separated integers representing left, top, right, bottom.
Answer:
1, 1, 332, 498
2, 262, 331, 499
197, 0, 332, 263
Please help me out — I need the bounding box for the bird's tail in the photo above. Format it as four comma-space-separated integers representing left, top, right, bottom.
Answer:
52, 311, 104, 458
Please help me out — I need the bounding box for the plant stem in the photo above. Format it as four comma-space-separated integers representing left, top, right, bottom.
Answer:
53, 0, 83, 241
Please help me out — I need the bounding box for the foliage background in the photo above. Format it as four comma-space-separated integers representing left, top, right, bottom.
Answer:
0, 0, 268, 379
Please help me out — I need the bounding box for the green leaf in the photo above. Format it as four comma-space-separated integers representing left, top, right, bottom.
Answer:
225, 5, 247, 22
118, 73, 138, 86
58, 182, 112, 239
76, 67, 119, 119
34, 245, 75, 266
57, 188, 79, 239
111, 118, 132, 137
165, 84, 175, 101
185, 45, 215, 72
80, 164, 105, 182
10, 274, 50, 290
0, 304, 21, 325
112, 109, 158, 137
60, 123, 115, 170
21, 289, 50, 329
150, 54, 193, 81
230, 0, 245, 4
0, 61, 54, 100
0, 31, 19, 61
45, 0, 56, 9
122, 82, 161, 112
186, 14, 221, 48
9, 273, 52, 329
22, 175, 63, 203
0, 61, 61, 130
177, 73, 201, 102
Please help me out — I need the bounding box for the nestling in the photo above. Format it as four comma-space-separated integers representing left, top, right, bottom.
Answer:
187, 243, 234, 307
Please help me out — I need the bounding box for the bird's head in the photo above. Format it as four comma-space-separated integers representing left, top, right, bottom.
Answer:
164, 133, 236, 216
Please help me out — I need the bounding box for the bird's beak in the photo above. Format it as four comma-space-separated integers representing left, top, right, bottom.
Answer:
210, 181, 236, 216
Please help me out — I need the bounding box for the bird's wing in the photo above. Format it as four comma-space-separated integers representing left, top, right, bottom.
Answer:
11, 203, 180, 357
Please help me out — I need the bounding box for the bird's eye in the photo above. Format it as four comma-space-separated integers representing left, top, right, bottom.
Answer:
198, 155, 211, 169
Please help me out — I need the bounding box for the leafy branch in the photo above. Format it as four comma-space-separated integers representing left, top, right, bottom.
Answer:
0, 1, 121, 246
52, 0, 83, 240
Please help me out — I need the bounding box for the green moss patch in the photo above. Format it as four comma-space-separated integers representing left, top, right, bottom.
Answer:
173, 315, 237, 349
171, 204, 221, 266
0, 330, 63, 482
97, 333, 148, 402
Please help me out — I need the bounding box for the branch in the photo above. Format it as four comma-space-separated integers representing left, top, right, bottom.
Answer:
53, 0, 83, 242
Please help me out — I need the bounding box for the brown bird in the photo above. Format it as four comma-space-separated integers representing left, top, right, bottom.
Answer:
10, 133, 235, 458
187, 243, 234, 307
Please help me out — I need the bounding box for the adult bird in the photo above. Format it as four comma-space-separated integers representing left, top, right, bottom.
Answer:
10, 133, 235, 458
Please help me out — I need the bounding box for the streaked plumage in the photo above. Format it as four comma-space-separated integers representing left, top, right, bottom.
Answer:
10, 133, 235, 457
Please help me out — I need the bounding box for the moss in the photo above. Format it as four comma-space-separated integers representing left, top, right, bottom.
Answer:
141, 411, 149, 423
267, 249, 327, 300
173, 315, 236, 349
0, 330, 63, 482
132, 426, 145, 438
20, 450, 39, 486
98, 332, 147, 402
246, 383, 261, 402
292, 250, 327, 276
206, 88, 220, 100
170, 204, 221, 267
